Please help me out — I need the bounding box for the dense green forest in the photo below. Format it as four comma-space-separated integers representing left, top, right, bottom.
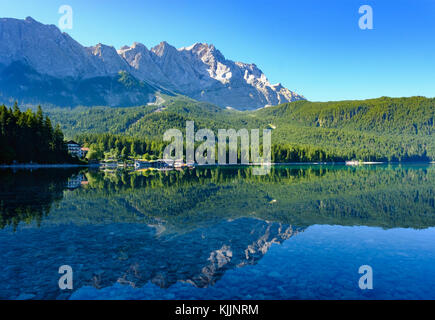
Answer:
0, 104, 78, 164
75, 133, 165, 160
74, 132, 350, 163
20, 95, 435, 162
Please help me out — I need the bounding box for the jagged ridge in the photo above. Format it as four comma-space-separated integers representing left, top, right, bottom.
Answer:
0, 17, 305, 109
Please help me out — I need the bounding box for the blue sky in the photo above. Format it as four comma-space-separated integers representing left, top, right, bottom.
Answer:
1, 0, 434, 101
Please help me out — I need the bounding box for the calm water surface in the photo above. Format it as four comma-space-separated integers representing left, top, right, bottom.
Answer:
0, 164, 434, 299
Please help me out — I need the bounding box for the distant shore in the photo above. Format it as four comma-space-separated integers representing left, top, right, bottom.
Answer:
0, 163, 96, 169
1, 161, 433, 169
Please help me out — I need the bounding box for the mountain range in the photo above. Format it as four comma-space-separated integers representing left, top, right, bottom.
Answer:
0, 16, 304, 110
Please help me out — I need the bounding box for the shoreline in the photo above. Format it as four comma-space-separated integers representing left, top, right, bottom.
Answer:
195, 161, 433, 166
1, 161, 433, 169
0, 163, 96, 169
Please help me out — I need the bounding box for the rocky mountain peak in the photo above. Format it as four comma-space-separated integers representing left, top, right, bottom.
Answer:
181, 42, 225, 61
151, 41, 178, 57
132, 42, 147, 49
24, 16, 38, 23
87, 43, 130, 75
0, 17, 305, 109
117, 41, 172, 87
117, 42, 148, 57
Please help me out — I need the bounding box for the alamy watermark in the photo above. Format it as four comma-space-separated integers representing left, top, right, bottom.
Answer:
358, 265, 373, 290
359, 5, 373, 30
58, 265, 73, 290
163, 121, 272, 175
58, 5, 73, 30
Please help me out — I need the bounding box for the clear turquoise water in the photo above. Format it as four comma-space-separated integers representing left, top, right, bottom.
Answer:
0, 165, 434, 299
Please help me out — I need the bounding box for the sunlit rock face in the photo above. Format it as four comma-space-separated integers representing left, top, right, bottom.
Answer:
0, 17, 106, 79
121, 41, 305, 110
0, 17, 304, 109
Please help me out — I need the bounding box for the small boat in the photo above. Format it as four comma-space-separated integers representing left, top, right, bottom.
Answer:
345, 160, 360, 166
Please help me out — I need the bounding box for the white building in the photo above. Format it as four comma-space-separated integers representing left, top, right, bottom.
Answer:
67, 140, 84, 158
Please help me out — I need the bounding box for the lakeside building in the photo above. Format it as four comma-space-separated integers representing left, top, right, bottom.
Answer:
66, 140, 87, 158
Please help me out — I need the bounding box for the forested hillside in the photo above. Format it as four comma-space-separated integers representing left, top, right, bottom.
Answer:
256, 96, 434, 135
22, 95, 435, 162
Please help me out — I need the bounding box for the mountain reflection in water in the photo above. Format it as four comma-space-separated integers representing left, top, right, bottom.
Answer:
0, 164, 434, 299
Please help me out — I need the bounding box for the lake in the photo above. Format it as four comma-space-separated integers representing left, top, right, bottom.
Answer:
0, 164, 434, 300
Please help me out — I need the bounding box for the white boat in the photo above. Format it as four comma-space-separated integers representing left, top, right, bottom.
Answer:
345, 160, 360, 166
